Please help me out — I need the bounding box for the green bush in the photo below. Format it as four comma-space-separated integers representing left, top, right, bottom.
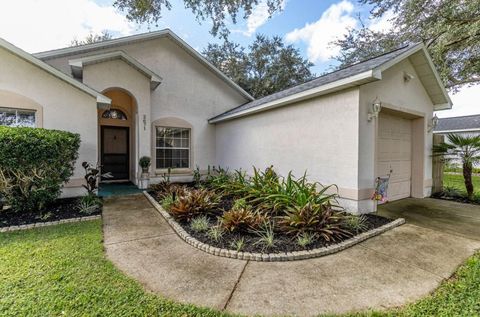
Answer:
0, 126, 80, 212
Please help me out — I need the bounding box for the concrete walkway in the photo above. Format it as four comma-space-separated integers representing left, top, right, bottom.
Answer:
103, 195, 480, 316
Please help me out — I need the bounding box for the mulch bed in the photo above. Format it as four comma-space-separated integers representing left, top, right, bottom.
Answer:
0, 198, 102, 228
150, 190, 393, 254
431, 193, 480, 205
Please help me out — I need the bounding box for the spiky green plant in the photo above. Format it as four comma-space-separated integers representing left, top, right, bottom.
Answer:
230, 237, 245, 252
252, 222, 276, 251
297, 232, 317, 248
190, 216, 210, 233
342, 215, 369, 233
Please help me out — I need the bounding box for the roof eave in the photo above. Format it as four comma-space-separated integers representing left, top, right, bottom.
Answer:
0, 37, 111, 108
209, 70, 379, 124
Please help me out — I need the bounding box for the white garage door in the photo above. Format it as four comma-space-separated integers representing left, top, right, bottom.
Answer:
376, 112, 412, 201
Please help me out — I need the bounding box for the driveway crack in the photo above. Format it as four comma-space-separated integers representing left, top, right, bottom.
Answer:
223, 260, 249, 311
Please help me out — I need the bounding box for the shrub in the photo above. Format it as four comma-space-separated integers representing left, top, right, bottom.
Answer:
78, 194, 101, 215
277, 203, 352, 242
221, 205, 266, 232
343, 215, 369, 233
169, 188, 219, 221
0, 127, 80, 212
190, 216, 210, 232
297, 232, 317, 248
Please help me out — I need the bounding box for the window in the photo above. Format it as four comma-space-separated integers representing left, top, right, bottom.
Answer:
102, 109, 127, 120
0, 107, 36, 127
156, 127, 190, 169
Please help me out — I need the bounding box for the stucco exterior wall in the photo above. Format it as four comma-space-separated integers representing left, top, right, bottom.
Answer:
43, 37, 249, 180
0, 47, 98, 197
215, 88, 361, 211
359, 58, 435, 210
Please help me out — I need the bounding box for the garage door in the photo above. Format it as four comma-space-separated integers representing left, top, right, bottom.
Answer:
376, 112, 412, 201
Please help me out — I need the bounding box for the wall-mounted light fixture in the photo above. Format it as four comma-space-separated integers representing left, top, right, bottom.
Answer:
403, 71, 415, 83
368, 97, 382, 121
143, 114, 147, 131
428, 114, 439, 132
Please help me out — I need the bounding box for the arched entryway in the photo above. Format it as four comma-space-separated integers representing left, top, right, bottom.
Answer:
98, 88, 137, 181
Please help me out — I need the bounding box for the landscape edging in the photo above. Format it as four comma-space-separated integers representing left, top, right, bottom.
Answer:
0, 215, 101, 233
144, 191, 405, 261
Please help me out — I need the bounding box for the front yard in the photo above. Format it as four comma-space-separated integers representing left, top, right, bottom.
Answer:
444, 173, 480, 196
1, 220, 479, 317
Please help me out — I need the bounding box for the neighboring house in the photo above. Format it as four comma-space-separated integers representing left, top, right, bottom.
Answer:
0, 29, 452, 213
433, 115, 480, 136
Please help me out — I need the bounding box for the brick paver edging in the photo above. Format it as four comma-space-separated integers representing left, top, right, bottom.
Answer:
0, 215, 101, 233
144, 191, 405, 262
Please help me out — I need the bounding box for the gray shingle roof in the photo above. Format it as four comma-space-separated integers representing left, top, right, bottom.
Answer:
209, 43, 417, 122
434, 115, 480, 132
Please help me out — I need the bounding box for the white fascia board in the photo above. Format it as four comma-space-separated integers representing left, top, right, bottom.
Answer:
374, 43, 452, 110
434, 128, 480, 134
209, 70, 378, 123
0, 37, 111, 108
69, 51, 163, 90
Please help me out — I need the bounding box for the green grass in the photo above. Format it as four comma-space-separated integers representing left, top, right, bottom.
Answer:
1, 221, 479, 316
444, 173, 480, 195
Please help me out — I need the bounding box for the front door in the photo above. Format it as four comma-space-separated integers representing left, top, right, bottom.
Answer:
101, 126, 129, 180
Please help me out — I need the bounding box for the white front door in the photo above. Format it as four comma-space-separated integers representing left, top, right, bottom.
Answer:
376, 112, 412, 201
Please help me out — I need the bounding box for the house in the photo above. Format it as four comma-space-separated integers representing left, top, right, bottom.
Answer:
433, 115, 480, 136
0, 29, 452, 213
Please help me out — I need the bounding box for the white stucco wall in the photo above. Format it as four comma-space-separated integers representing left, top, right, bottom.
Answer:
43, 37, 249, 181
215, 88, 361, 210
359, 58, 435, 209
0, 47, 98, 197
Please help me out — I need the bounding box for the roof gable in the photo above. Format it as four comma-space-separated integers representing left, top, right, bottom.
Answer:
69, 51, 163, 90
0, 38, 111, 108
34, 29, 253, 101
210, 43, 452, 123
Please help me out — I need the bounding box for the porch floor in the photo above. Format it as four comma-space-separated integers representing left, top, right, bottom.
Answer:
99, 182, 143, 198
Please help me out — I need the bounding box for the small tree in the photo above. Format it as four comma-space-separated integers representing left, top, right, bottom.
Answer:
433, 134, 480, 200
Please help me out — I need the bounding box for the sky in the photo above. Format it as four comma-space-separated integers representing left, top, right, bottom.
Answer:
0, 0, 477, 118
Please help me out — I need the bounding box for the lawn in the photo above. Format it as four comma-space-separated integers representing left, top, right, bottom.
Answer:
1, 221, 479, 316
444, 173, 480, 195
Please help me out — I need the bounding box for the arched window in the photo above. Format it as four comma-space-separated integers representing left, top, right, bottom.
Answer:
102, 109, 127, 120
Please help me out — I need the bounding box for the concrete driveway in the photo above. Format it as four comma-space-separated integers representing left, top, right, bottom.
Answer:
103, 195, 480, 316
376, 198, 480, 241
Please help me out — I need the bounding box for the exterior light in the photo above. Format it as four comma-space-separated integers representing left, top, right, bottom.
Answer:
368, 97, 382, 121
428, 114, 439, 132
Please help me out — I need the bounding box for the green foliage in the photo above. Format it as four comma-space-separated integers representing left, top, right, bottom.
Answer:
252, 222, 276, 251
78, 194, 101, 215
70, 30, 112, 46
139, 156, 151, 169
169, 188, 219, 221
333, 0, 480, 90
343, 215, 369, 233
193, 166, 201, 186
207, 224, 224, 242
296, 232, 317, 248
190, 216, 210, 233
229, 237, 245, 252
203, 35, 314, 98
278, 203, 352, 241
113, 0, 284, 38
0, 127, 80, 212
82, 162, 112, 195
161, 194, 175, 211
434, 133, 480, 199
220, 204, 266, 232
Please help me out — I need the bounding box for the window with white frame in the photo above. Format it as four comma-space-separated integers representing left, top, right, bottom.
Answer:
155, 127, 190, 169
0, 107, 36, 127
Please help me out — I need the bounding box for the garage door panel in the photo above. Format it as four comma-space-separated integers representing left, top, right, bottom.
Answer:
376, 113, 412, 202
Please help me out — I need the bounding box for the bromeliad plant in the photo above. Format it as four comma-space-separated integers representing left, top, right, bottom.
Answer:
169, 188, 219, 221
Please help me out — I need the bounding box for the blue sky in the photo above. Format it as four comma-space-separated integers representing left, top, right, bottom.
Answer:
0, 0, 477, 117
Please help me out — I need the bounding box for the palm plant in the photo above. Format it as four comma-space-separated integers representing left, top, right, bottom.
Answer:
433, 133, 480, 200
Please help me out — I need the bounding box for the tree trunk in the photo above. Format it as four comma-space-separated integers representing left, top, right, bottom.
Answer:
463, 162, 474, 200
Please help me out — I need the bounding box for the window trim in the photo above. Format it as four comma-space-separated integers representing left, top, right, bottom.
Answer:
0, 90, 43, 127
0, 107, 37, 127
155, 126, 191, 170
151, 117, 194, 175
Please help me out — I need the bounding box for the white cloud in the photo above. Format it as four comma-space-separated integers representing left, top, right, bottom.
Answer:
285, 0, 357, 63
0, 0, 134, 53
243, 0, 286, 36
368, 9, 394, 32
435, 86, 480, 118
